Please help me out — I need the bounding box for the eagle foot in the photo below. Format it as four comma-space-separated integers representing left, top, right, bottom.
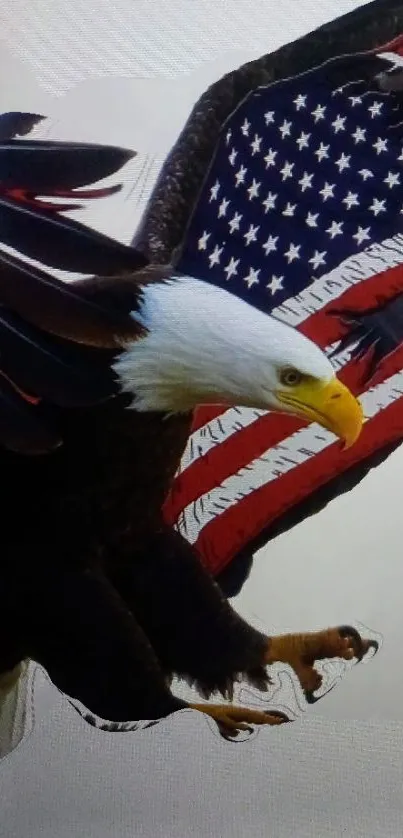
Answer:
265, 625, 378, 701
189, 702, 289, 738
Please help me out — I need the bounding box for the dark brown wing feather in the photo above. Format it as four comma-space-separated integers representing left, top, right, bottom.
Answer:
0, 308, 118, 407
0, 249, 148, 349
0, 251, 172, 454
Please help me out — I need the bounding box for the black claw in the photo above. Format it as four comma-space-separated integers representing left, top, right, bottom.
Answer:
217, 709, 290, 740
338, 625, 380, 662
304, 689, 321, 705
264, 710, 290, 722
218, 724, 253, 742
363, 639, 380, 657
338, 624, 365, 660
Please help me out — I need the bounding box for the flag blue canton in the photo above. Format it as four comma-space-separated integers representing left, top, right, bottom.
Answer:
177, 61, 403, 314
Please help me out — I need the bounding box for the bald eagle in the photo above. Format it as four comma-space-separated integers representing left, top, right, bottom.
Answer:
0, 126, 372, 737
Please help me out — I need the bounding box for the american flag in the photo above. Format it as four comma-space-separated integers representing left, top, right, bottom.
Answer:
163, 39, 403, 576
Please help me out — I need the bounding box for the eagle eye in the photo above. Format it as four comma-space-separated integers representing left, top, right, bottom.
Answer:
279, 367, 303, 387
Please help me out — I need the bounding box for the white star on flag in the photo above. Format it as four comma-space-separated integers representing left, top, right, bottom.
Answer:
247, 179, 261, 200
373, 137, 388, 154
306, 211, 319, 227
243, 267, 260, 288
349, 95, 362, 106
353, 225, 371, 245
228, 148, 238, 166
234, 165, 247, 186
335, 152, 351, 172
293, 94, 307, 110
309, 250, 327, 270
319, 182, 336, 201
266, 274, 284, 294
384, 171, 401, 188
209, 180, 220, 201
326, 220, 343, 238
264, 148, 277, 168
332, 114, 347, 133
358, 168, 374, 180
244, 224, 260, 245
368, 101, 383, 118
224, 256, 240, 279
296, 131, 311, 150
343, 191, 360, 209
280, 161, 294, 180
311, 104, 326, 122
298, 172, 314, 191
284, 242, 301, 263
262, 235, 278, 256
282, 202, 296, 217
198, 231, 210, 250
241, 118, 251, 136
228, 212, 242, 233
218, 198, 230, 217
315, 142, 330, 161
250, 134, 262, 155
264, 110, 275, 125
262, 191, 277, 212
279, 119, 292, 138
352, 126, 366, 144
209, 245, 223, 266
369, 197, 386, 215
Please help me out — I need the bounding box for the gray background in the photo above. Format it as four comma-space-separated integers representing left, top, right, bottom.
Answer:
1, 1, 403, 835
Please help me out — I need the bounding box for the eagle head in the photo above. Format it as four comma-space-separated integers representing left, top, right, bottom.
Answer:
113, 275, 363, 448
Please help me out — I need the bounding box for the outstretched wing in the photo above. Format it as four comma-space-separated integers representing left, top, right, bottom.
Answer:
131, 17, 403, 581
0, 112, 162, 455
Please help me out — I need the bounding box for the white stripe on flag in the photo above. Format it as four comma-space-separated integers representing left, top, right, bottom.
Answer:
177, 366, 403, 544
178, 407, 267, 473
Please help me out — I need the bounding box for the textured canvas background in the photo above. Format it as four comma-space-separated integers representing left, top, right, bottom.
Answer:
1, 1, 403, 836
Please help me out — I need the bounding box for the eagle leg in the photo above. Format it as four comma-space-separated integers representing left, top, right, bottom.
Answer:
109, 530, 377, 708
265, 626, 379, 702
108, 527, 272, 699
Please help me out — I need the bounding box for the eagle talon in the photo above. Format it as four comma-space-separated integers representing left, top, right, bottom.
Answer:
338, 625, 379, 662
264, 710, 290, 722
304, 689, 320, 705
190, 702, 290, 736
265, 625, 378, 697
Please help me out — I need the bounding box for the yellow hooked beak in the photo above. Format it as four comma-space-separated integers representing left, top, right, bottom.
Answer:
277, 376, 363, 449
